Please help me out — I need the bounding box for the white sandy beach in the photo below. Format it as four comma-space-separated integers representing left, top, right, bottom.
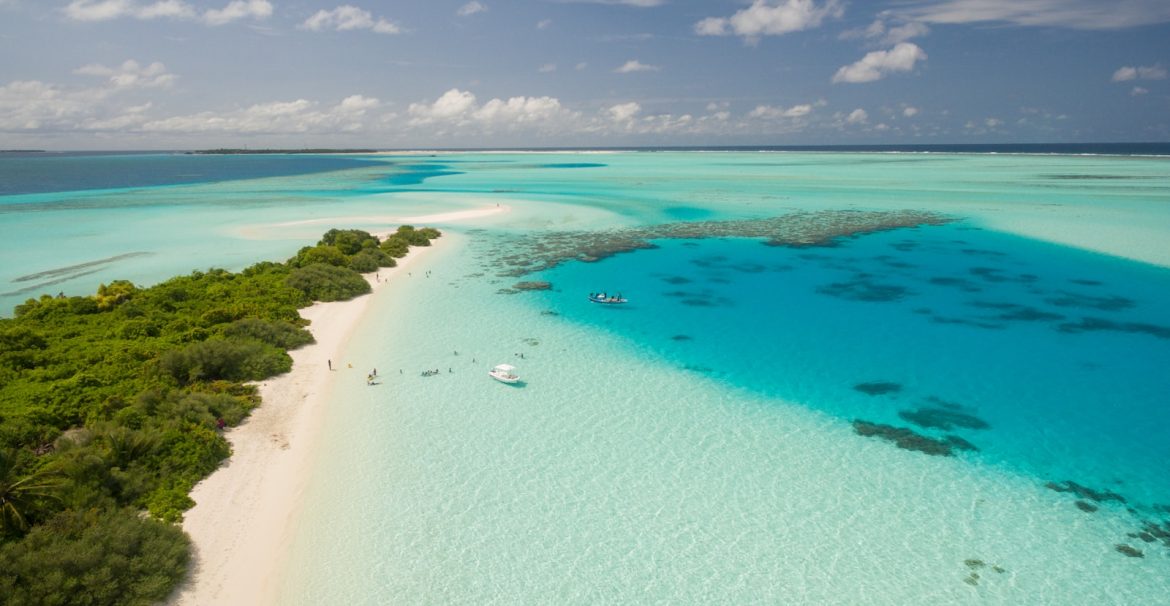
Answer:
171, 207, 505, 605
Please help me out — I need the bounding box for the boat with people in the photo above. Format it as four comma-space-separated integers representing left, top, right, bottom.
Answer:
488, 363, 520, 384
588, 292, 628, 304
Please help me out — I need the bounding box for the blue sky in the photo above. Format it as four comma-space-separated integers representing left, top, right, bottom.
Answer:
1, 0, 1168, 149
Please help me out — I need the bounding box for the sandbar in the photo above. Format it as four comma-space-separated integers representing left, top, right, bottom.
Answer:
170, 208, 504, 605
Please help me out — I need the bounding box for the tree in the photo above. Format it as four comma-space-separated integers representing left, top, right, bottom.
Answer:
0, 449, 64, 536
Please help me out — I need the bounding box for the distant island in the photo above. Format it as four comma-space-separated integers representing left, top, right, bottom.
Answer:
188, 148, 378, 155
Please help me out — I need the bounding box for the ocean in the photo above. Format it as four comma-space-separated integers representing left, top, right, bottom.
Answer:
2, 150, 1168, 603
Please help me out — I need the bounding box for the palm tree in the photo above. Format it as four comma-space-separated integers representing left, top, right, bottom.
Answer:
0, 449, 64, 535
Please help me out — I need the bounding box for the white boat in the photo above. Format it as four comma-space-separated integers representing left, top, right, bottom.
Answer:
488, 363, 520, 384
588, 292, 628, 304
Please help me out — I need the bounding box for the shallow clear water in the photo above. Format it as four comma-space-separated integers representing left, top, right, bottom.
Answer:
2, 151, 1169, 602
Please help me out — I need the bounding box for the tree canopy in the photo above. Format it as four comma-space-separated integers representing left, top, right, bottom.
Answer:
0, 225, 440, 604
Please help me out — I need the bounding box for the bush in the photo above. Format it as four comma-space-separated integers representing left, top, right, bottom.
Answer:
319, 229, 378, 255
159, 339, 291, 385
347, 248, 394, 273
223, 318, 314, 350
291, 245, 348, 268
0, 508, 190, 606
379, 235, 410, 258
285, 263, 371, 302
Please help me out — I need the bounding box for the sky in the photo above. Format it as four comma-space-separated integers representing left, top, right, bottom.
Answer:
0, 0, 1168, 149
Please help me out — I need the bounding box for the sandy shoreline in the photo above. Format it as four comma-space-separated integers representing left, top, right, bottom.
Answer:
171, 208, 502, 605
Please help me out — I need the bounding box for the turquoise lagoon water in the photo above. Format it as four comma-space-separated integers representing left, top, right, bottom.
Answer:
2, 151, 1169, 602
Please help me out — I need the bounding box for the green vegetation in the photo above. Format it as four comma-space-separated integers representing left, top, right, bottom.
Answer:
0, 226, 439, 604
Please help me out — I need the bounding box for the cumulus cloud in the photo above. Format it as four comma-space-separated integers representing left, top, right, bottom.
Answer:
0, 59, 183, 132
63, 0, 271, 25
143, 95, 381, 134
748, 103, 815, 119
614, 60, 659, 73
1131, 86, 1149, 96
538, 63, 557, 73
847, 108, 868, 124
537, 18, 551, 29
74, 60, 176, 88
694, 0, 844, 43
832, 42, 927, 83
608, 102, 641, 122
301, 5, 402, 34
203, 0, 271, 25
903, 106, 919, 117
842, 14, 929, 46
1111, 64, 1167, 82
406, 88, 580, 134
896, 0, 1170, 30
456, 1, 486, 17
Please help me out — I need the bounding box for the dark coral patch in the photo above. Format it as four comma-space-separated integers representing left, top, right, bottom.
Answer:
1074, 500, 1099, 513
512, 280, 552, 291
670, 334, 693, 341
662, 275, 693, 285
818, 278, 911, 302
854, 381, 902, 396
1057, 317, 1170, 340
898, 407, 990, 431
969, 301, 1065, 322
944, 435, 979, 452
1045, 480, 1126, 504
1115, 544, 1144, 558
1045, 291, 1135, 311
1070, 278, 1103, 286
852, 420, 956, 457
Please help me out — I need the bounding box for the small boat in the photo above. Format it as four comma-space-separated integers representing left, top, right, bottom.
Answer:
588, 292, 628, 304
488, 363, 520, 384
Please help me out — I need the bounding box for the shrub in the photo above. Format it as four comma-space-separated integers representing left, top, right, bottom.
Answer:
223, 318, 314, 350
379, 235, 410, 258
285, 263, 371, 302
348, 248, 394, 273
0, 508, 190, 606
158, 339, 291, 385
319, 228, 378, 255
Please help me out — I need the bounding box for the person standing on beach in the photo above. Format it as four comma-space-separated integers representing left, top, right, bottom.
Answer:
328, 359, 332, 371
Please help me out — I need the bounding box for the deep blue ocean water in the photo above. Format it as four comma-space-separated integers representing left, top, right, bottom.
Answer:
532, 223, 1170, 507
0, 151, 379, 196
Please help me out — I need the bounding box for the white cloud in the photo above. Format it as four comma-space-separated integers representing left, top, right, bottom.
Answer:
575, 62, 588, 71
203, 0, 271, 25
843, 15, 929, 46
74, 60, 176, 88
694, 0, 844, 42
408, 89, 477, 124
1131, 86, 1149, 96
142, 96, 382, 134
537, 18, 552, 29
1111, 64, 1167, 82
903, 106, 919, 117
615, 60, 659, 73
748, 103, 815, 119
896, 0, 1170, 30
832, 42, 927, 84
63, 0, 271, 25
406, 88, 580, 134
456, 1, 486, 17
538, 63, 557, 73
301, 5, 402, 34
847, 108, 868, 124
985, 117, 1002, 127
608, 102, 641, 122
